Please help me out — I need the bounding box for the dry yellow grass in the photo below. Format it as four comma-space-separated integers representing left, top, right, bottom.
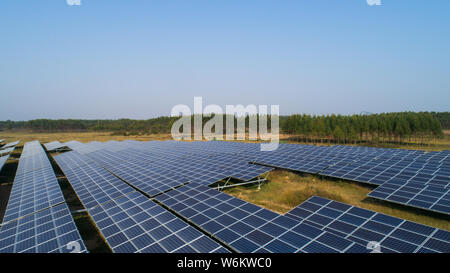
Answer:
0, 130, 173, 145
224, 169, 450, 231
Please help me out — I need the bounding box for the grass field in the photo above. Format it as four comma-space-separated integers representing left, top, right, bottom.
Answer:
0, 130, 173, 144
1, 129, 449, 231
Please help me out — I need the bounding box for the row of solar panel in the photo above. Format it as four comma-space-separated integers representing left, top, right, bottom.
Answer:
57, 143, 273, 201
55, 150, 367, 253
1, 140, 20, 149
0, 155, 9, 173
0, 141, 86, 253
59, 138, 446, 252
63, 140, 450, 216
19, 139, 448, 253
44, 141, 66, 152
52, 152, 229, 253
286, 196, 450, 253
0, 147, 14, 157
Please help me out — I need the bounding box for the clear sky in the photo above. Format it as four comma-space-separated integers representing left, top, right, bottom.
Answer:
1, 0, 449, 120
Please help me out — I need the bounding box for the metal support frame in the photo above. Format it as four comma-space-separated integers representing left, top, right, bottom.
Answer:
70, 208, 89, 214
218, 177, 232, 191
216, 177, 268, 191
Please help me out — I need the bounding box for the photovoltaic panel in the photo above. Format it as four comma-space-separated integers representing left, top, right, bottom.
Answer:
229, 164, 273, 181
2, 140, 20, 149
2, 166, 66, 223
104, 163, 190, 197
154, 183, 367, 253
19, 141, 44, 157
53, 150, 94, 170
0, 155, 9, 172
63, 140, 450, 217
0, 203, 87, 253
0, 147, 14, 156
44, 141, 66, 152
54, 150, 229, 253
15, 152, 53, 176
88, 191, 229, 253
68, 141, 273, 187
55, 159, 136, 209
367, 182, 450, 215
319, 151, 450, 187
2, 141, 66, 224
62, 145, 269, 198
62, 140, 83, 149
286, 196, 450, 253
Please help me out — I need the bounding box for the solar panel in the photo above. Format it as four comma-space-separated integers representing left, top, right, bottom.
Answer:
62, 140, 450, 221
44, 141, 66, 152
367, 182, 450, 215
62, 140, 83, 149
286, 196, 450, 253
19, 141, 45, 158
2, 141, 66, 224
15, 152, 53, 176
0, 155, 9, 172
0, 147, 14, 156
54, 159, 136, 209
68, 141, 273, 186
154, 183, 366, 253
54, 150, 229, 253
2, 165, 66, 223
105, 163, 191, 197
0, 203, 87, 253
319, 150, 450, 186
59, 144, 266, 197
88, 191, 229, 253
2, 140, 20, 149
53, 150, 93, 170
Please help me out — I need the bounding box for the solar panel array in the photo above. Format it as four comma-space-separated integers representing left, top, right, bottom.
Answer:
53, 151, 229, 253
61, 141, 273, 198
2, 166, 66, 223
0, 141, 86, 253
0, 203, 87, 253
44, 141, 66, 152
3, 139, 447, 253
2, 141, 65, 223
62, 140, 450, 216
154, 183, 369, 253
0, 147, 14, 156
0, 155, 9, 172
286, 196, 450, 253
53, 154, 135, 209
89, 191, 229, 253
368, 182, 450, 215
2, 140, 20, 149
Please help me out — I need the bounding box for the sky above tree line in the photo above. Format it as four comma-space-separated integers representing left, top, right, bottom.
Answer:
1, 0, 449, 121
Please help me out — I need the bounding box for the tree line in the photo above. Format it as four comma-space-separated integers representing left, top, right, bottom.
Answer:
281, 112, 443, 144
0, 112, 447, 144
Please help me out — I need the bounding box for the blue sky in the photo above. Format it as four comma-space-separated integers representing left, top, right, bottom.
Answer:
1, 0, 449, 120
